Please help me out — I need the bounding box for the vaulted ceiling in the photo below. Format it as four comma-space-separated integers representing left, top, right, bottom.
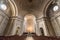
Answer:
14, 0, 52, 18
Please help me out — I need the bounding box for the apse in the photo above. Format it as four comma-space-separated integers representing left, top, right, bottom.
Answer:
24, 14, 36, 33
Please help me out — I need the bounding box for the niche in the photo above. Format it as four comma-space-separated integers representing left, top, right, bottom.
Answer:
15, 27, 20, 35
40, 28, 44, 36
28, 0, 33, 3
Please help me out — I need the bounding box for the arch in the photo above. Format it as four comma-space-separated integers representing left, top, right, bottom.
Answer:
7, 0, 18, 16
43, 0, 54, 17
24, 14, 36, 33
45, 1, 60, 36
43, 0, 57, 36
24, 14, 36, 21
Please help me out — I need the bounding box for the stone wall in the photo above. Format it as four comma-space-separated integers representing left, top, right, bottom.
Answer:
50, 12, 60, 36
36, 17, 50, 36
0, 10, 9, 36
4, 16, 24, 36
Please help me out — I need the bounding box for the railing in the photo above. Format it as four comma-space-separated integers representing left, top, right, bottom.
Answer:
0, 34, 60, 40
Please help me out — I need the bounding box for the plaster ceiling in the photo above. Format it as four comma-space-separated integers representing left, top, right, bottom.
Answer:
14, 0, 51, 18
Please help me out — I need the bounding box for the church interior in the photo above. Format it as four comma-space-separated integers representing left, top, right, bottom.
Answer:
0, 0, 60, 40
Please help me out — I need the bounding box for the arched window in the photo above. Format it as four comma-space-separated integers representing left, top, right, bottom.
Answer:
24, 14, 36, 33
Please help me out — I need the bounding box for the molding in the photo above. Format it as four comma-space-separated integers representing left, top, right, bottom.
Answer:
50, 14, 60, 21
9, 16, 23, 21
43, 0, 54, 17
8, 0, 18, 16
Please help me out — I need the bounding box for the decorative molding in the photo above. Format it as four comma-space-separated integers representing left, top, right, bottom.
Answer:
43, 0, 54, 17
10, 16, 23, 22
8, 0, 18, 16
50, 14, 60, 21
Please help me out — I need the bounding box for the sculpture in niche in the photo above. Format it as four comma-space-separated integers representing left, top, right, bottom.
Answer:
40, 27, 44, 36
15, 27, 20, 35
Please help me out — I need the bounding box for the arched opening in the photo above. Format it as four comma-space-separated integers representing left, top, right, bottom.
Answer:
0, 0, 19, 36
46, 0, 60, 36
24, 14, 36, 34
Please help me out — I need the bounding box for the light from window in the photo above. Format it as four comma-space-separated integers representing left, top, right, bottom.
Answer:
0, 4, 7, 10
53, 5, 59, 11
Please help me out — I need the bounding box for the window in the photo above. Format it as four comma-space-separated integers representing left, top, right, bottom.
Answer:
0, 0, 8, 10
24, 14, 36, 33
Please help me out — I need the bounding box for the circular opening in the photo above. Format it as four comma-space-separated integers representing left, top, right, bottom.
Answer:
53, 5, 59, 11
0, 4, 7, 10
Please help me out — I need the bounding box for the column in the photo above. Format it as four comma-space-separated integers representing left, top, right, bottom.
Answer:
36, 17, 50, 36
44, 17, 55, 36
50, 13, 60, 36
36, 19, 42, 36
5, 16, 24, 36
